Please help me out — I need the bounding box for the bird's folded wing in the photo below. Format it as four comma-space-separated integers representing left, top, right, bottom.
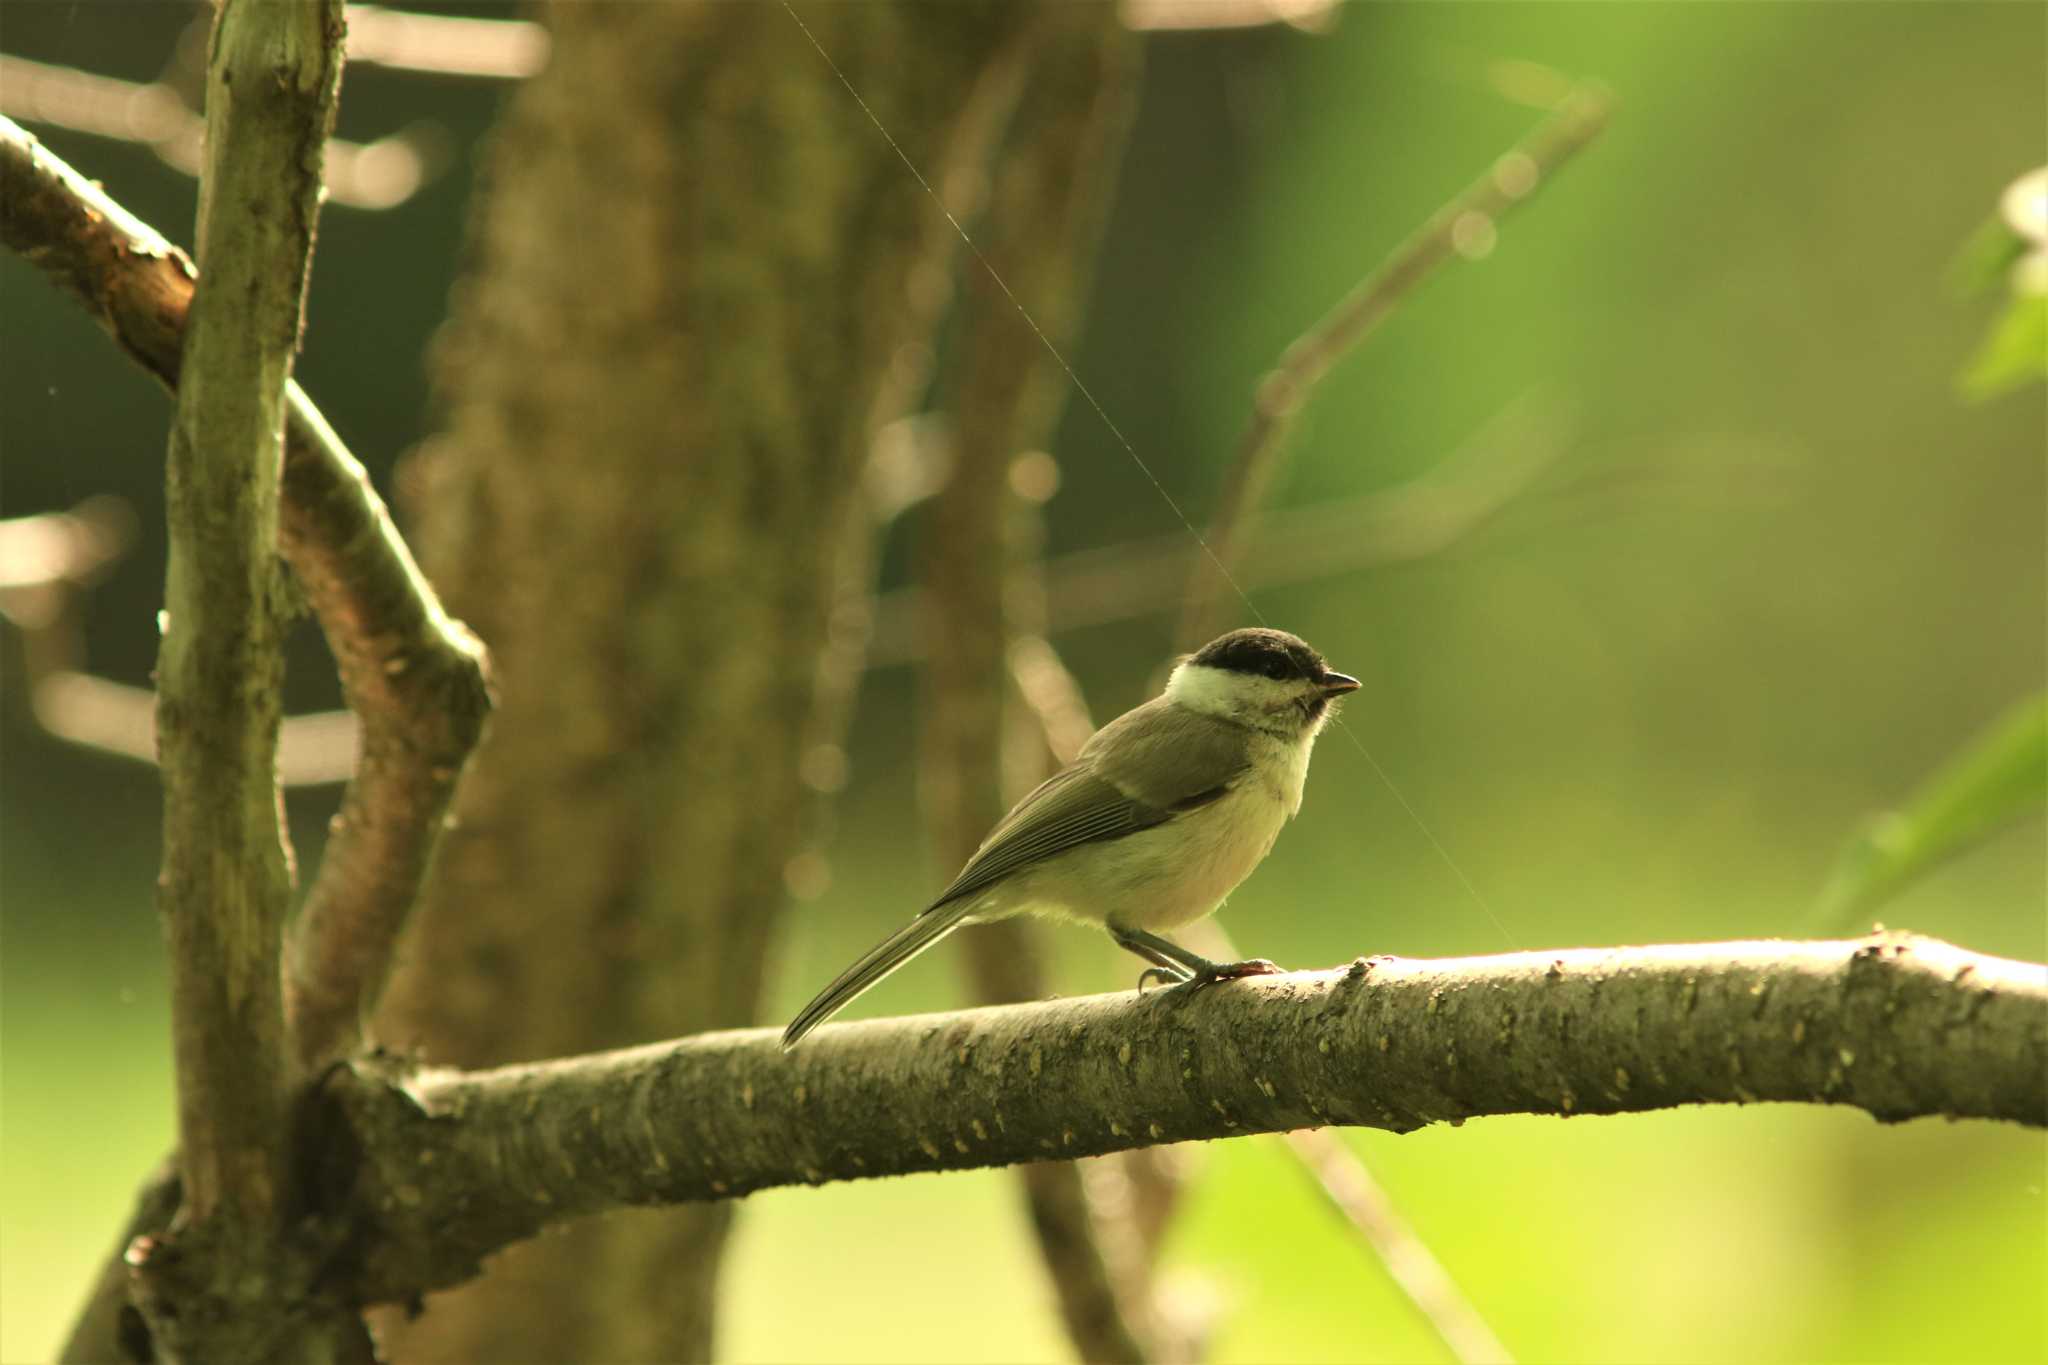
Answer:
926, 765, 1173, 914
926, 716, 1250, 916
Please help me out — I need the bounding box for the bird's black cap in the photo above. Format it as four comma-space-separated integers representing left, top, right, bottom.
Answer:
1189, 628, 1332, 683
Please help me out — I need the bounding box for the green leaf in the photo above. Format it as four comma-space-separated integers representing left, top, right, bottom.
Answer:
1947, 214, 2027, 300
1958, 292, 2048, 400
1818, 693, 2047, 929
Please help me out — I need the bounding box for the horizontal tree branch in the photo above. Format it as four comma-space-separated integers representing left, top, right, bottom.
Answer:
326, 932, 2045, 1305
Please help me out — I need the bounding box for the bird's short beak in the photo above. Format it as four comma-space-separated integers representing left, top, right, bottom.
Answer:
1319, 671, 1361, 696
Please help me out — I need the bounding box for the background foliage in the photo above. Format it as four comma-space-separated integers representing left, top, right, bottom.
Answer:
3, 4, 2042, 1361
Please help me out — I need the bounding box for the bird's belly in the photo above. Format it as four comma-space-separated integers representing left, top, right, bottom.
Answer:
986, 784, 1289, 934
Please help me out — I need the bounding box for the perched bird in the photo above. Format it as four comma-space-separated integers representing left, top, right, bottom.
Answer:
782, 627, 1359, 1048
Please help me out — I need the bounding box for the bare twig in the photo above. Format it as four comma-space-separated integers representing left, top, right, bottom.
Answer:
0, 499, 131, 595
1008, 631, 1097, 765
0, 498, 135, 692
8, 386, 1558, 782
0, 114, 200, 384
1120, 0, 1341, 32
0, 389, 1563, 786
0, 501, 409, 787
991, 404, 1565, 1351
275, 386, 493, 1067
997, 624, 1221, 1348
323, 933, 2047, 1309
1143, 81, 1612, 1353
777, 0, 1048, 916
0, 55, 191, 150
1285, 1126, 1511, 1364
867, 390, 1575, 665
0, 53, 439, 211
29, 671, 360, 783
926, 464, 1157, 1365
917, 12, 1161, 1361
130, 0, 351, 1358
1000, 429, 1223, 1365
1177, 84, 1611, 650
342, 4, 548, 79
0, 502, 356, 777
1194, 922, 1509, 1363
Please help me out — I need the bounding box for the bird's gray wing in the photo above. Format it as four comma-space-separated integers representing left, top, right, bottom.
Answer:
926, 698, 1251, 914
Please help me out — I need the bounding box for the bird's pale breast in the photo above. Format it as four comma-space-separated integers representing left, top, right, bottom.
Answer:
970, 729, 1310, 933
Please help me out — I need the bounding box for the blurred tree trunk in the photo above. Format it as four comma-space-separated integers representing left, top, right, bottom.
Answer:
369, 4, 1026, 1359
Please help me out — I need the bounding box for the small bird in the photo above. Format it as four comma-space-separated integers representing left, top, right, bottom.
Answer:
782, 627, 1359, 1048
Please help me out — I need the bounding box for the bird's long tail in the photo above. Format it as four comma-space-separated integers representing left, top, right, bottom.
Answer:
781, 903, 974, 1049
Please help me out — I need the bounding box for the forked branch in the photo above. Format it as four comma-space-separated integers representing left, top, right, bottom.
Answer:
0, 115, 493, 1069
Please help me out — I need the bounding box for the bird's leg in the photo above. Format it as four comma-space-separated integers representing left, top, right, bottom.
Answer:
1111, 927, 1192, 992
1111, 926, 1282, 993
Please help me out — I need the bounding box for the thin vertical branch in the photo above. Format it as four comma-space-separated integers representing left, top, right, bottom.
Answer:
1284, 1127, 1512, 1364
923, 472, 1157, 1365
1006, 499, 1226, 1360
778, 1, 1046, 920
154, 0, 341, 1239
1154, 80, 1612, 1347
924, 443, 1157, 1361
1190, 917, 1513, 1362
917, 11, 1166, 1362
132, 0, 352, 1359
1177, 84, 1611, 650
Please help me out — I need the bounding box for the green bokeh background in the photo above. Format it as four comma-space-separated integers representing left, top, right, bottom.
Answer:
3, 4, 2043, 1361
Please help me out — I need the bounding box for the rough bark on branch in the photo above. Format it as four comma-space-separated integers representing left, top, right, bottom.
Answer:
277, 387, 494, 1068
323, 933, 2044, 1306
139, 1, 352, 1360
